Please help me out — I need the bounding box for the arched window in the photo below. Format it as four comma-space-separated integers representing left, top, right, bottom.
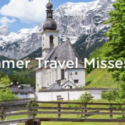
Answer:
50, 35, 54, 48
47, 12, 52, 18
61, 69, 65, 79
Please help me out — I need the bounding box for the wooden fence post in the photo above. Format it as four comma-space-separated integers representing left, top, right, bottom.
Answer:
122, 110, 124, 118
110, 104, 113, 119
58, 102, 61, 118
84, 104, 87, 119
29, 101, 33, 118
1, 103, 4, 121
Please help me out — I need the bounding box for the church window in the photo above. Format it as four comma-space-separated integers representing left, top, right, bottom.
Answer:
47, 12, 52, 18
50, 36, 54, 48
74, 80, 79, 84
61, 69, 65, 79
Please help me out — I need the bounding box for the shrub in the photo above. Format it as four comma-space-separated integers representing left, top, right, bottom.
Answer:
101, 89, 118, 102
68, 92, 93, 117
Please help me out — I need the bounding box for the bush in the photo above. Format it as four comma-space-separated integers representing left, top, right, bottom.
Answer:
27, 99, 39, 117
101, 89, 118, 102
0, 88, 17, 101
78, 92, 93, 103
68, 92, 93, 117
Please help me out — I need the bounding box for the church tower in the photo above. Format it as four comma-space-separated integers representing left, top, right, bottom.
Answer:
42, 0, 59, 59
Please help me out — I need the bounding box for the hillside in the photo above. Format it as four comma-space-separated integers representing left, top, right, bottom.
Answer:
85, 41, 118, 88
73, 34, 106, 59
22, 47, 42, 60
86, 68, 117, 88
0, 56, 17, 74
0, 56, 35, 87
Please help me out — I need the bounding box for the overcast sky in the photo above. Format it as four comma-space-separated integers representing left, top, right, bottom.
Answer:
0, 0, 95, 32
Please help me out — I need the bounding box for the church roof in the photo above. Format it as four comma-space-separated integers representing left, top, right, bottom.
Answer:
61, 81, 77, 87
46, 0, 53, 10
41, 40, 84, 68
43, 0, 57, 31
46, 83, 62, 90
7, 84, 34, 93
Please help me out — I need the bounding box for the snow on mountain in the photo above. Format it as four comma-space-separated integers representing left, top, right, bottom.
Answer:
0, 24, 43, 59
55, 0, 114, 44
0, 0, 115, 59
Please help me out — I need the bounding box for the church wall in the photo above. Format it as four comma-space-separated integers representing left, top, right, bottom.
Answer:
42, 70, 47, 88
46, 32, 58, 48
37, 91, 85, 101
45, 68, 58, 87
57, 66, 61, 80
65, 69, 85, 87
37, 89, 102, 101
42, 31, 58, 59
36, 70, 43, 92
42, 34, 49, 49
42, 50, 50, 59
36, 67, 85, 91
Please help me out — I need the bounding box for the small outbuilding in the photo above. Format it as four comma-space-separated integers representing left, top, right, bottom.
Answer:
8, 83, 35, 99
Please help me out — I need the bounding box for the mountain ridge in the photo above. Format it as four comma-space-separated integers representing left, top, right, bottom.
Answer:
0, 0, 115, 59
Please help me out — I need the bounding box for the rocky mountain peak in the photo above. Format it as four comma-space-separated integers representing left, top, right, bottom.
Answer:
0, 0, 115, 59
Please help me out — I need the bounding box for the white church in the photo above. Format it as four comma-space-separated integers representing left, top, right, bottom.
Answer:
36, 1, 85, 92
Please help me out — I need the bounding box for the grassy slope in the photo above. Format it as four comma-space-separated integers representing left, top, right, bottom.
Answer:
86, 68, 117, 88
85, 42, 118, 88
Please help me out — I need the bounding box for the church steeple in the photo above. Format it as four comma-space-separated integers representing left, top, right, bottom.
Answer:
42, 0, 59, 59
43, 0, 57, 31
46, 0, 53, 18
46, 0, 53, 10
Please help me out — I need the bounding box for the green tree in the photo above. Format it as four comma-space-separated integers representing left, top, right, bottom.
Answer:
101, 89, 118, 102
0, 75, 10, 87
101, 0, 125, 103
104, 0, 125, 82
0, 75, 17, 101
0, 88, 17, 101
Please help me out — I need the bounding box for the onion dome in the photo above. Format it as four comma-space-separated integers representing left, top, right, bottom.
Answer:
46, 0, 53, 10
43, 0, 57, 31
43, 18, 57, 30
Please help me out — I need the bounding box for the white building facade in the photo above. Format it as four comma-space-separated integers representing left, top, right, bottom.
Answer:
36, 1, 85, 92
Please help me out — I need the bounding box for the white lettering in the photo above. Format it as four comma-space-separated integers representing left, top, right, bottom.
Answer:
84, 58, 95, 68
35, 58, 44, 68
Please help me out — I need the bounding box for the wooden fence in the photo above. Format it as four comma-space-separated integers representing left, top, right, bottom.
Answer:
1, 101, 125, 124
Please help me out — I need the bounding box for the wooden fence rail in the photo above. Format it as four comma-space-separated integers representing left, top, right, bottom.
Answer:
0, 101, 125, 124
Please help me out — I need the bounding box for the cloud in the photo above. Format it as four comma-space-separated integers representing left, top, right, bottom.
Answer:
0, 17, 16, 25
0, 0, 48, 23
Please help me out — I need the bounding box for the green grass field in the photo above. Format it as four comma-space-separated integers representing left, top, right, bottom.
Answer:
86, 68, 117, 88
